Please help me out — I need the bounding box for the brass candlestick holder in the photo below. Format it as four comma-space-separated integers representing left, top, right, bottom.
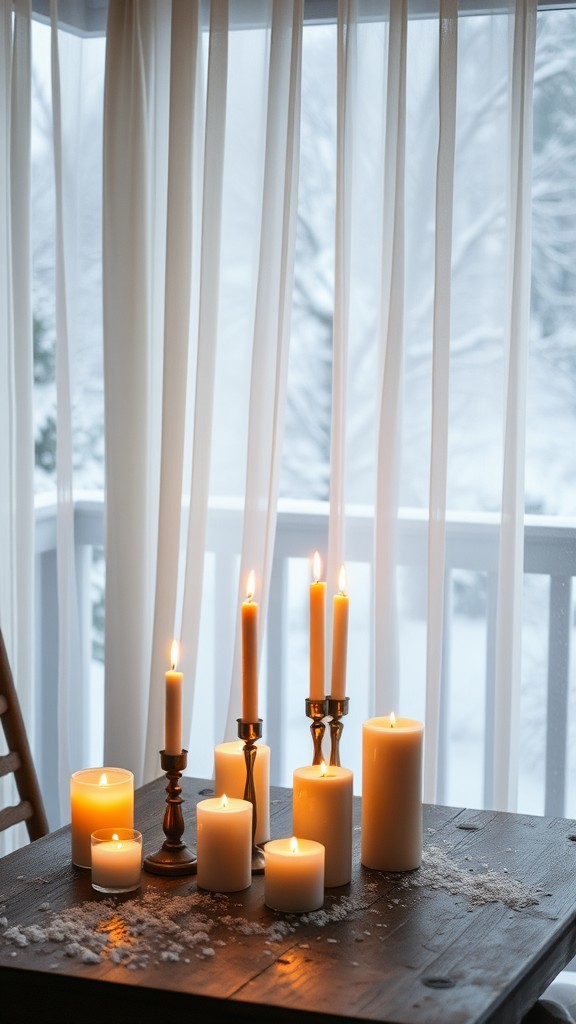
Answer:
328, 696, 349, 767
143, 749, 197, 876
305, 697, 329, 765
238, 719, 265, 874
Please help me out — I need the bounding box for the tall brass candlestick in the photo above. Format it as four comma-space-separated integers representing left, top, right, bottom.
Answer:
143, 750, 197, 876
305, 697, 329, 765
328, 696, 349, 767
237, 719, 265, 874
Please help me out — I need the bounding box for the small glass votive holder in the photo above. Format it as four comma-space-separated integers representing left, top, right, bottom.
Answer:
91, 827, 142, 894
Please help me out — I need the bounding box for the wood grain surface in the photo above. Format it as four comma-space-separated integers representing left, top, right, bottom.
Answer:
1, 776, 576, 1023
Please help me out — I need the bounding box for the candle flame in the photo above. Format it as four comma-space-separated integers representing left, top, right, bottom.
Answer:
99, 772, 108, 786
390, 711, 396, 728
338, 565, 347, 594
112, 833, 119, 841
170, 639, 179, 671
320, 760, 328, 777
246, 570, 256, 602
221, 793, 228, 808
290, 836, 298, 854
313, 550, 321, 583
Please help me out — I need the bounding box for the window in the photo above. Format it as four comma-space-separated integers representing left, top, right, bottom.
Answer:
30, 2, 576, 813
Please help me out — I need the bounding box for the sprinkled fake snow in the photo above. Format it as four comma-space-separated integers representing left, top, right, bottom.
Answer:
0, 845, 542, 970
397, 847, 542, 910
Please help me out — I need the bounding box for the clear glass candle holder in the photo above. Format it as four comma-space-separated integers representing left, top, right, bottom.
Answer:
91, 827, 142, 894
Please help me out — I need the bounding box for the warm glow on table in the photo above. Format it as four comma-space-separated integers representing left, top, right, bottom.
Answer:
309, 550, 326, 700
292, 761, 353, 886
165, 639, 183, 755
213, 740, 270, 844
70, 768, 134, 868
329, 565, 349, 699
241, 570, 259, 723
264, 836, 325, 913
361, 715, 424, 871
196, 795, 252, 893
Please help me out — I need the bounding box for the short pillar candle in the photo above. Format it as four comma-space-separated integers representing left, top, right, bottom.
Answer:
213, 741, 270, 844
70, 767, 134, 869
361, 715, 424, 871
292, 763, 353, 887
196, 795, 252, 893
264, 837, 325, 913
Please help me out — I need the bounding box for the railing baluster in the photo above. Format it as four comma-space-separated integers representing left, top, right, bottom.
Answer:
544, 575, 572, 817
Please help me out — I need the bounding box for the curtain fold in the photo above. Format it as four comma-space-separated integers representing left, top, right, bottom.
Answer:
0, 0, 34, 855
492, 0, 536, 811
423, 0, 458, 802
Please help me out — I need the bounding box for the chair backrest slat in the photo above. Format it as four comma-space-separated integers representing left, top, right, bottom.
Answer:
0, 629, 49, 844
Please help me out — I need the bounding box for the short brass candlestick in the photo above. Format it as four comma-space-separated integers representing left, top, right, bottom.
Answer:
305, 697, 329, 765
238, 719, 265, 874
328, 696, 349, 767
143, 749, 197, 876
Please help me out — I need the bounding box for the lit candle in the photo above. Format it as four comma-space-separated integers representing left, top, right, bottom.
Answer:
165, 639, 183, 755
309, 551, 326, 701
213, 740, 270, 844
241, 570, 259, 723
91, 827, 142, 893
264, 836, 325, 913
330, 565, 349, 699
196, 794, 252, 893
361, 714, 424, 871
70, 767, 134, 868
292, 761, 353, 887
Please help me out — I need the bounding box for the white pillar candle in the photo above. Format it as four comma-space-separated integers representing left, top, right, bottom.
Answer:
213, 741, 270, 844
70, 768, 134, 868
292, 762, 353, 887
91, 828, 142, 893
361, 715, 424, 871
196, 795, 252, 893
165, 639, 183, 755
264, 837, 325, 913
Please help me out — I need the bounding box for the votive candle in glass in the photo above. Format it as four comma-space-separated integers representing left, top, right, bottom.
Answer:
91, 828, 142, 894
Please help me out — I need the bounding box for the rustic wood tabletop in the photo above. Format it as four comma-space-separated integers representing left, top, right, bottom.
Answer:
1, 775, 576, 1023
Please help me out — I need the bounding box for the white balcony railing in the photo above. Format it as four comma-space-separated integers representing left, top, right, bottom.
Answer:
34, 496, 576, 827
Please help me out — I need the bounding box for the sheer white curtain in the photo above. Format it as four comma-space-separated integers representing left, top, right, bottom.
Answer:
0, 0, 34, 854
103, 0, 303, 784
331, 0, 536, 811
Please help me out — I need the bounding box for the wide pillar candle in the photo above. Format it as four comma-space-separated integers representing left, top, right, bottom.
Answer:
196, 795, 252, 893
361, 716, 424, 871
70, 767, 134, 868
214, 741, 270, 844
292, 764, 353, 887
264, 837, 325, 913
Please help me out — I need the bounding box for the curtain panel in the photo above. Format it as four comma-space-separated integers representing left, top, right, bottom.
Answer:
1, 0, 542, 856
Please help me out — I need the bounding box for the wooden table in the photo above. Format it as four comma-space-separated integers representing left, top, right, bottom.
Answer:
1, 776, 576, 1024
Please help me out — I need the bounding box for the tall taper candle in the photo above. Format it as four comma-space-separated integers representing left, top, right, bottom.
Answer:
165, 639, 183, 755
330, 565, 349, 699
309, 551, 326, 700
241, 570, 258, 722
